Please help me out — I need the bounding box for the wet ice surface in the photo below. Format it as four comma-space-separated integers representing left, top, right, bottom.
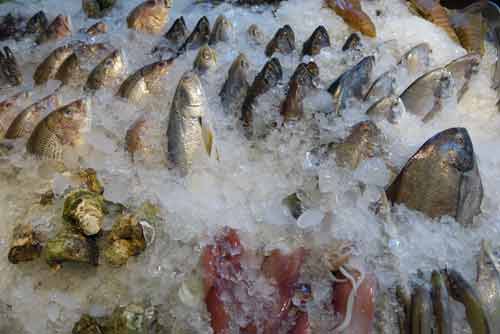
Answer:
0, 0, 499, 333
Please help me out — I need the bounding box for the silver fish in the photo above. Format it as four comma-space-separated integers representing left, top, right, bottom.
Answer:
220, 53, 250, 111
477, 240, 500, 333
209, 15, 232, 45
328, 55, 375, 116
366, 94, 405, 124
400, 67, 453, 122
386, 127, 483, 226
166, 71, 214, 175
445, 53, 481, 101
364, 67, 397, 102
398, 43, 432, 79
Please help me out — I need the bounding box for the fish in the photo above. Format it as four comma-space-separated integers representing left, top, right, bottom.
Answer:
364, 67, 397, 102
0, 46, 22, 86
281, 62, 319, 122
331, 120, 382, 170
450, 7, 486, 55
125, 115, 152, 160
5, 93, 60, 139
342, 32, 361, 51
302, 25, 331, 56
366, 94, 406, 124
178, 16, 210, 54
0, 91, 29, 137
432, 270, 453, 334
36, 14, 71, 44
54, 53, 83, 86
164, 16, 188, 46
328, 55, 375, 115
193, 45, 217, 75
33, 44, 74, 85
386, 127, 483, 226
117, 59, 173, 102
85, 21, 108, 36
396, 283, 412, 334
241, 57, 283, 137
476, 240, 500, 333
209, 15, 232, 45
247, 24, 265, 45
24, 11, 48, 35
0, 13, 22, 41
26, 99, 89, 160
127, 0, 171, 34
325, 0, 376, 37
411, 286, 433, 334
400, 67, 453, 122
397, 43, 432, 79
85, 50, 125, 91
220, 53, 250, 111
445, 53, 481, 101
82, 0, 116, 18
166, 71, 214, 175
444, 269, 491, 334
265, 24, 295, 57
407, 0, 459, 42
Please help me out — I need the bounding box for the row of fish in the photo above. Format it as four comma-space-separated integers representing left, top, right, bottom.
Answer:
394, 241, 500, 334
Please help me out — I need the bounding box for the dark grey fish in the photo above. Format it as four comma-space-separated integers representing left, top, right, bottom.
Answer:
302, 25, 330, 57
178, 16, 210, 54
220, 53, 250, 110
400, 67, 453, 122
241, 57, 282, 137
165, 16, 188, 46
445, 269, 491, 334
366, 94, 405, 124
209, 14, 232, 45
445, 53, 481, 101
411, 286, 433, 334
265, 24, 295, 57
0, 46, 22, 86
476, 240, 500, 333
24, 11, 48, 35
432, 270, 453, 334
386, 128, 483, 226
327, 55, 375, 115
281, 62, 319, 122
342, 32, 361, 52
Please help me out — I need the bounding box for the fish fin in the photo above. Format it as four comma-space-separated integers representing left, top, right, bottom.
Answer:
199, 116, 214, 157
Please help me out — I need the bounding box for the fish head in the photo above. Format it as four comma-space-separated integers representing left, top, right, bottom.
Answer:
275, 24, 295, 51
195, 16, 210, 37
213, 15, 232, 36
56, 99, 90, 131
433, 128, 474, 173
176, 71, 204, 111
152, 58, 173, 77
197, 45, 217, 66
233, 53, 250, 73
259, 58, 283, 90
310, 25, 331, 49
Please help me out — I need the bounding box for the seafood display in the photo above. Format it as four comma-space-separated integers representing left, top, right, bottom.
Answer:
1, 0, 500, 333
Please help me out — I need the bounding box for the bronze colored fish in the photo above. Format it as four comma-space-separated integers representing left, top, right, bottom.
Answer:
408, 0, 459, 42
33, 44, 74, 85
5, 93, 60, 139
325, 0, 376, 37
26, 99, 89, 160
24, 11, 48, 35
36, 14, 71, 44
85, 21, 108, 36
117, 59, 173, 102
85, 49, 125, 91
127, 0, 171, 34
386, 128, 483, 226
